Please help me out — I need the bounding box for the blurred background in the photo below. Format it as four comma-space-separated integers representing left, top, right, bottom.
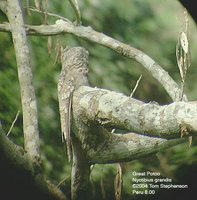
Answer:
0, 0, 197, 199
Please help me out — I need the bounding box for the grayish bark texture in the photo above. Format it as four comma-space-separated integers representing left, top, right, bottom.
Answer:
6, 0, 40, 160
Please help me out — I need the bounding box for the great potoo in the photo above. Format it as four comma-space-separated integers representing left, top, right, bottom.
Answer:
58, 47, 89, 162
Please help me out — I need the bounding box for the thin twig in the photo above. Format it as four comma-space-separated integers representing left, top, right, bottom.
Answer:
29, 7, 71, 22
68, 0, 81, 25
57, 176, 70, 188
130, 75, 142, 97
7, 111, 20, 136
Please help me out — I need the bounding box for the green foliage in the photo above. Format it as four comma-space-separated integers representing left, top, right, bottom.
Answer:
1, 0, 197, 199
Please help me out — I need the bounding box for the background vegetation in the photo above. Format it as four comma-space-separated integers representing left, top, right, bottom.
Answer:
0, 0, 197, 199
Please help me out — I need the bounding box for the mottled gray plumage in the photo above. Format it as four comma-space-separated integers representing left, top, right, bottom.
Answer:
58, 47, 89, 161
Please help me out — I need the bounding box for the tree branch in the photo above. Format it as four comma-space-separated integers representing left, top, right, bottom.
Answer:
72, 86, 194, 163
73, 86, 197, 139
6, 0, 40, 160
88, 132, 187, 164
56, 19, 186, 102
0, 20, 184, 101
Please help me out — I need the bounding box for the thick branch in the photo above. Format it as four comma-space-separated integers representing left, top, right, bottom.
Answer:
0, 20, 184, 101
71, 86, 194, 163
88, 132, 187, 164
6, 0, 40, 159
73, 86, 197, 139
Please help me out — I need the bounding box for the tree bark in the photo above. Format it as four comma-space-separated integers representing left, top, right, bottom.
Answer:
6, 0, 40, 160
73, 86, 197, 138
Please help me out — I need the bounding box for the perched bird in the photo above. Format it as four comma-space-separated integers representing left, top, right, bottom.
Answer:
58, 47, 89, 162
